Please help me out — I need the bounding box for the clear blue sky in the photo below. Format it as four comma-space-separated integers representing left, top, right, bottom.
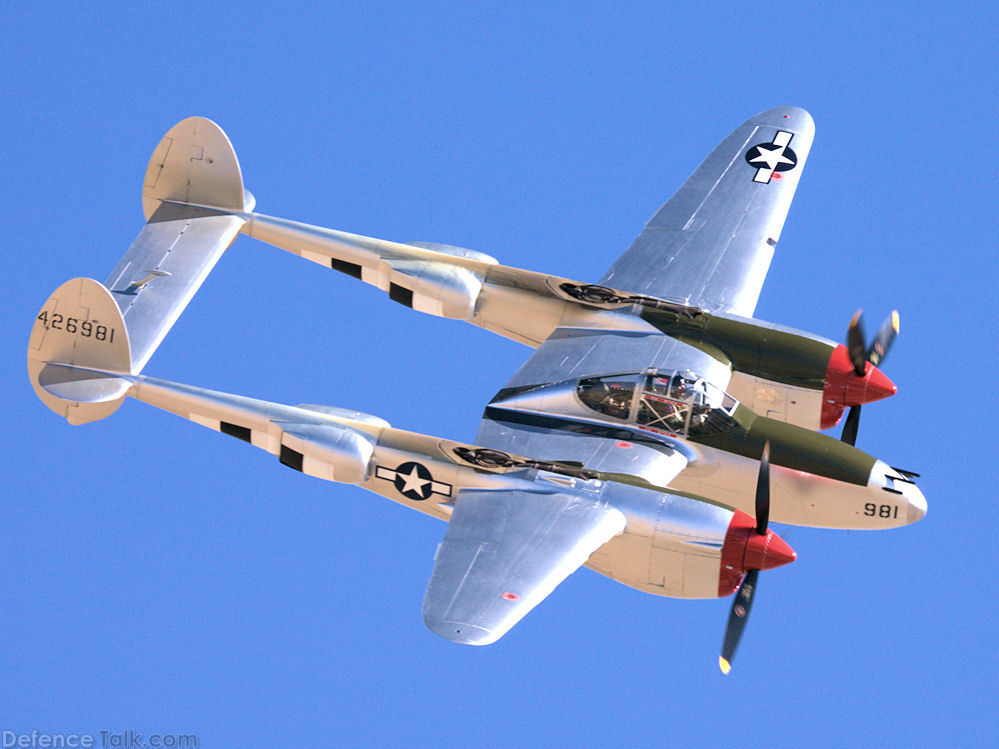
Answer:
4, 2, 997, 746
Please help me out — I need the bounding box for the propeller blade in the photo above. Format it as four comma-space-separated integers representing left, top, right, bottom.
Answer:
719, 569, 760, 674
755, 441, 771, 535
867, 310, 899, 367
841, 405, 861, 445
847, 309, 868, 376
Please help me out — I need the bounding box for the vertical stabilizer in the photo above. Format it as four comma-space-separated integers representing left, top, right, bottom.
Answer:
28, 278, 132, 424
142, 116, 253, 220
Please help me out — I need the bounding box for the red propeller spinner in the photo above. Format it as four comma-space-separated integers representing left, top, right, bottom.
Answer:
821, 343, 897, 429
718, 509, 797, 597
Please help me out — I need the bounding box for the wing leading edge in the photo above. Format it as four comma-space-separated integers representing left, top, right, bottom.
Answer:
600, 106, 814, 317
423, 488, 626, 645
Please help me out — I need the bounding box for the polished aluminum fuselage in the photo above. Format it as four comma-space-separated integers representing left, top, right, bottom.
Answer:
480, 380, 925, 531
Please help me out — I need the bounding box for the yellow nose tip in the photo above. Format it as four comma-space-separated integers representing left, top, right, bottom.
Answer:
719, 656, 732, 675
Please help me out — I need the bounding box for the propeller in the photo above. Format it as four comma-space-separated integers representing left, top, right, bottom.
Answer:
841, 404, 861, 447
841, 310, 899, 446
719, 442, 771, 675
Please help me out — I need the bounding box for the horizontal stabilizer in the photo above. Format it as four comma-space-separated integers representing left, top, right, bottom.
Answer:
38, 363, 132, 404
104, 209, 245, 373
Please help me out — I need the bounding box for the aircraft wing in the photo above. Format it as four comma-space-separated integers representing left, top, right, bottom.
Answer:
423, 487, 626, 644
599, 106, 814, 318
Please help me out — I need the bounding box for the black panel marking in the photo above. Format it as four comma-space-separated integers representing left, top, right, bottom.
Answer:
280, 445, 304, 472
331, 258, 363, 279
220, 421, 252, 443
389, 283, 414, 308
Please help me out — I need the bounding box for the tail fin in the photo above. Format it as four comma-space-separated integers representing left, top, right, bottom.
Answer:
28, 278, 133, 424
141, 116, 254, 220
29, 117, 253, 424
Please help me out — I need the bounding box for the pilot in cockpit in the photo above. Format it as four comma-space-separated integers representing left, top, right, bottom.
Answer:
601, 391, 632, 420
671, 375, 697, 402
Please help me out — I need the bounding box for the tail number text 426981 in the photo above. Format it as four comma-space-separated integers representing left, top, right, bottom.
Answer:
36, 311, 115, 342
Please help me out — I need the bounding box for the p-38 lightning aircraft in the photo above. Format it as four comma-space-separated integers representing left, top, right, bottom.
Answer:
28, 107, 925, 672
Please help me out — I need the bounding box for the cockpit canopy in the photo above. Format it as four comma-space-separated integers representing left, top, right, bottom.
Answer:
576, 370, 739, 437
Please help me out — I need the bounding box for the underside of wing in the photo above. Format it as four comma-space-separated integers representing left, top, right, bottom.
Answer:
600, 106, 814, 317
422, 488, 626, 644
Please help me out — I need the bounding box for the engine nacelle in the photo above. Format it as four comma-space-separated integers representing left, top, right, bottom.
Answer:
278, 421, 375, 484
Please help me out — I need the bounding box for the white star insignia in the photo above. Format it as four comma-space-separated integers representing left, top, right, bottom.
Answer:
398, 465, 430, 496
748, 144, 794, 172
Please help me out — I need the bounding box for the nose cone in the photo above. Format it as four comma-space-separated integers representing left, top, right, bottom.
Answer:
864, 364, 897, 403
744, 530, 797, 571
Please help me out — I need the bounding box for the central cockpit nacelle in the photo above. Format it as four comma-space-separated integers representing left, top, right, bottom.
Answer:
576, 370, 739, 437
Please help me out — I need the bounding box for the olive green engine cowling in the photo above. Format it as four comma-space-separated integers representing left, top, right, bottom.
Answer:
689, 405, 876, 485
641, 308, 833, 390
